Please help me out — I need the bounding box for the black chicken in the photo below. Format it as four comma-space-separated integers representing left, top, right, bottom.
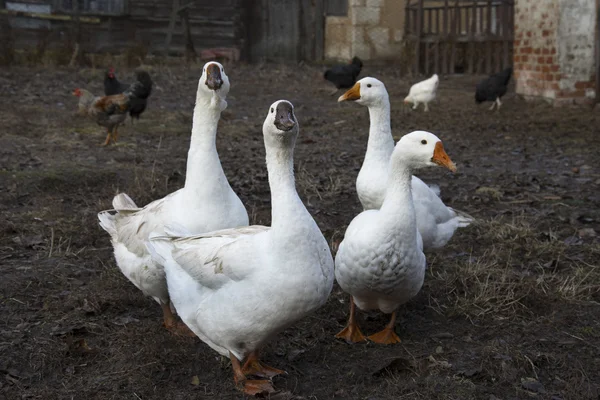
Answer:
324, 56, 363, 95
104, 67, 130, 96
124, 70, 153, 122
475, 67, 513, 111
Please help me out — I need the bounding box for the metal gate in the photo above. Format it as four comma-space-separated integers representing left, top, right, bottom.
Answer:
404, 0, 514, 75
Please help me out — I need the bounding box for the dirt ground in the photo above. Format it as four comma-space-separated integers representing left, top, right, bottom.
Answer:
1, 63, 599, 400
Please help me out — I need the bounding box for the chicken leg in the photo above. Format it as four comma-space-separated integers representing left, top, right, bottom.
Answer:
160, 302, 196, 337
496, 97, 502, 110
230, 352, 275, 396
424, 103, 430, 112
102, 129, 112, 146
367, 311, 401, 344
242, 350, 286, 379
111, 126, 119, 144
335, 297, 366, 343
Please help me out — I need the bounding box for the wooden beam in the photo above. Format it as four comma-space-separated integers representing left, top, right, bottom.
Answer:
0, 9, 101, 23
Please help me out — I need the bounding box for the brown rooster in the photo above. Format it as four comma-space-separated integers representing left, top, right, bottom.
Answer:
72, 88, 130, 146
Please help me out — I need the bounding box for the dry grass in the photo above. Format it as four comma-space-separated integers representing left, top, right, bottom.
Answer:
427, 215, 600, 320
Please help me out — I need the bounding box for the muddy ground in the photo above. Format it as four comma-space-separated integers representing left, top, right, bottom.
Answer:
1, 63, 599, 400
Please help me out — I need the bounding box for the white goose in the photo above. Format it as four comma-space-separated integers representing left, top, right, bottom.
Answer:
403, 73, 439, 112
97, 62, 248, 335
335, 131, 457, 344
339, 77, 471, 250
146, 100, 334, 396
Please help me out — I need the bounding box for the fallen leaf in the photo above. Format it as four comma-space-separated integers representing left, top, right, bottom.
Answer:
190, 375, 200, 386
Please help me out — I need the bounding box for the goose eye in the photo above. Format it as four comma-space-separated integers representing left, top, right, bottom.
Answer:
367, 83, 372, 88
421, 140, 427, 145
271, 108, 274, 113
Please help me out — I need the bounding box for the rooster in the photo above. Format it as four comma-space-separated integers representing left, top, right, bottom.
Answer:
72, 88, 130, 146
104, 67, 130, 96
475, 67, 513, 111
125, 70, 153, 121
324, 56, 363, 95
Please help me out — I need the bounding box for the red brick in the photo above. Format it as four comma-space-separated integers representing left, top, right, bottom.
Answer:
522, 55, 529, 62
521, 47, 532, 54
527, 31, 532, 37
550, 64, 559, 72
575, 81, 593, 89
535, 65, 541, 71
550, 47, 556, 54
534, 48, 541, 54
542, 48, 549, 55
542, 30, 551, 37
514, 55, 521, 62
546, 56, 553, 63
538, 56, 546, 64
541, 65, 549, 73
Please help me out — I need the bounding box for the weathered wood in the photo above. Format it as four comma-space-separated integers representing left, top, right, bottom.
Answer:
164, 0, 180, 52
415, 0, 423, 75
434, 40, 439, 73
485, 0, 492, 73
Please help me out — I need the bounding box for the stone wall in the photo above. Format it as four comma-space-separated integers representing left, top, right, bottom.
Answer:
324, 0, 405, 61
514, 0, 596, 105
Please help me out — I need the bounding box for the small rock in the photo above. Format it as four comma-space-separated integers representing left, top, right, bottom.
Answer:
578, 228, 597, 238
521, 377, 545, 393
190, 375, 200, 386
572, 167, 579, 173
432, 332, 454, 339
435, 346, 443, 354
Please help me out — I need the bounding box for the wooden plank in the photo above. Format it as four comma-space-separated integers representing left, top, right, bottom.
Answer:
314, 0, 324, 61
424, 41, 429, 75
414, 0, 423, 75
442, 0, 448, 74
596, 0, 600, 103
434, 39, 439, 73
486, 0, 492, 73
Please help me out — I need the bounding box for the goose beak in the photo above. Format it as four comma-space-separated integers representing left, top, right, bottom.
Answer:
274, 102, 296, 131
205, 63, 223, 90
432, 142, 457, 172
338, 82, 361, 102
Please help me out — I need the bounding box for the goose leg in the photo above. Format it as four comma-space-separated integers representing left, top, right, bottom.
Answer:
367, 311, 401, 344
424, 102, 430, 112
230, 352, 275, 396
412, 102, 418, 110
242, 350, 286, 379
102, 128, 112, 146
335, 297, 366, 343
488, 101, 496, 111
160, 302, 196, 337
496, 97, 502, 110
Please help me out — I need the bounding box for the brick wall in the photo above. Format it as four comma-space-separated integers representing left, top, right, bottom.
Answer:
514, 0, 596, 105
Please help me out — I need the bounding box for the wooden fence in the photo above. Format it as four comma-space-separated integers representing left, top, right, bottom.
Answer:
404, 0, 514, 75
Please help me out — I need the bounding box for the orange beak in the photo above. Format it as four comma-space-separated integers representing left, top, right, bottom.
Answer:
338, 82, 361, 102
432, 142, 457, 172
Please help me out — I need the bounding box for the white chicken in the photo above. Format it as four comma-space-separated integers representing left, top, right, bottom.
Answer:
404, 74, 439, 112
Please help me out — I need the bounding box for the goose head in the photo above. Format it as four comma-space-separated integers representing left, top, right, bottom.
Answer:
263, 100, 298, 148
338, 77, 388, 106
197, 61, 230, 108
394, 131, 456, 173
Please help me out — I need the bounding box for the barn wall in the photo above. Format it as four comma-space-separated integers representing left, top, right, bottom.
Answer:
2, 0, 243, 56
514, 0, 596, 105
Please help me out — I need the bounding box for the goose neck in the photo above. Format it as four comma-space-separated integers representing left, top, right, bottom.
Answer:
265, 138, 304, 231
365, 99, 394, 157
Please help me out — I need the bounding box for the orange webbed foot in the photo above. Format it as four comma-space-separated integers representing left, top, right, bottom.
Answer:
239, 379, 276, 396
367, 327, 401, 344
335, 324, 367, 343
242, 359, 286, 379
